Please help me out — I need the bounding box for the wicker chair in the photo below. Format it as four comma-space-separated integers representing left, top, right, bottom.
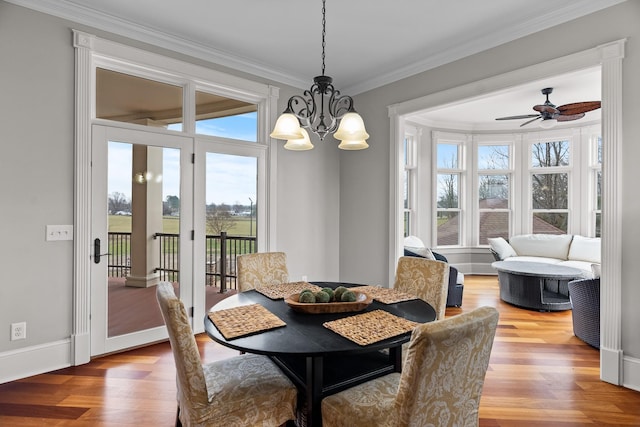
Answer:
568, 278, 600, 348
156, 282, 297, 426
322, 306, 499, 427
237, 252, 289, 292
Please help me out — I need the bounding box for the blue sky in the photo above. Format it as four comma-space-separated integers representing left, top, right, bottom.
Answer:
108, 138, 257, 206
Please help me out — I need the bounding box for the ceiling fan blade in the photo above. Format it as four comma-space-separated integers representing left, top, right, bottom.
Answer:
556, 113, 585, 122
557, 101, 601, 115
533, 104, 559, 114
495, 114, 540, 121
520, 116, 541, 127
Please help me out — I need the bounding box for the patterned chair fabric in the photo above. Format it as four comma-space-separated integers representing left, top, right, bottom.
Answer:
237, 252, 289, 292
155, 282, 297, 427
394, 256, 450, 320
321, 306, 500, 427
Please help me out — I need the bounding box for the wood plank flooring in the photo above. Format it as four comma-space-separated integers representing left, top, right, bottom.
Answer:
1, 275, 639, 426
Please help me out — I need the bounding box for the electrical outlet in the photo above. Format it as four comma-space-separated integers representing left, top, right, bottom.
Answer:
302, 275, 308, 282
11, 322, 26, 340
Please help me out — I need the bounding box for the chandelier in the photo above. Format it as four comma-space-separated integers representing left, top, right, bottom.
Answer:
269, 0, 369, 151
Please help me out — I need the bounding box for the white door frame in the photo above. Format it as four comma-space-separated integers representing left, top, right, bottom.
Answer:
90, 125, 193, 356
388, 39, 625, 385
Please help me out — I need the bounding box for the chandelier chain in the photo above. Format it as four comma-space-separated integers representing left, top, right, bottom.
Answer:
321, 0, 326, 76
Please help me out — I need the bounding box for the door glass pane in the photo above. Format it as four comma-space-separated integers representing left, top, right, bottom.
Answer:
195, 90, 257, 141
107, 141, 181, 337
96, 68, 183, 131
204, 153, 257, 299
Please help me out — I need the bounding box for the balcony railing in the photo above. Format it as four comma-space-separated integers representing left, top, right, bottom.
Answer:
107, 231, 256, 292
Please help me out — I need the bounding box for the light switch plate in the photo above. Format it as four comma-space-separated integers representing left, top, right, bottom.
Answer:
46, 225, 74, 241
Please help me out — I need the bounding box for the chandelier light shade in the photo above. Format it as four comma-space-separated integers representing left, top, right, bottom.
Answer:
283, 128, 314, 151
270, 0, 369, 150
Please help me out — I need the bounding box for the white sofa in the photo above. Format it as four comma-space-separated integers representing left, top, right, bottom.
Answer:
488, 234, 601, 279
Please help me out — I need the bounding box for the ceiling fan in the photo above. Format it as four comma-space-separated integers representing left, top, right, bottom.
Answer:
495, 87, 601, 127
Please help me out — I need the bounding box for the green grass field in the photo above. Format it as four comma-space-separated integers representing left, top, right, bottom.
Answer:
108, 215, 255, 236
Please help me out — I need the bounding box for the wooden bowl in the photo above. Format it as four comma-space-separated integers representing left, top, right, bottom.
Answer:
285, 291, 373, 314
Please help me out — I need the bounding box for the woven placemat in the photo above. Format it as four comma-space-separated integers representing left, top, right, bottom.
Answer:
256, 281, 322, 300
323, 309, 418, 346
208, 304, 286, 340
351, 285, 418, 304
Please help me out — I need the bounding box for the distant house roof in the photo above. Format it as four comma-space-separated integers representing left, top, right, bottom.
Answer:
436, 198, 566, 246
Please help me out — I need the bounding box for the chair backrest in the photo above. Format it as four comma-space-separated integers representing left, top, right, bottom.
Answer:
237, 252, 289, 292
395, 306, 499, 427
156, 282, 210, 413
394, 256, 450, 320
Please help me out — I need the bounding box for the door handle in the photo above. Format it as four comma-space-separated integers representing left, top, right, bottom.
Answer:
94, 238, 111, 264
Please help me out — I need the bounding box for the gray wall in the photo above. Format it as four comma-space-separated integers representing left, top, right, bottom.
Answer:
341, 1, 640, 360
1, 0, 639, 383
0, 1, 340, 363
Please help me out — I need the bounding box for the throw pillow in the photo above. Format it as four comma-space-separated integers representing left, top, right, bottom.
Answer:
488, 237, 517, 260
405, 246, 436, 260
591, 263, 601, 278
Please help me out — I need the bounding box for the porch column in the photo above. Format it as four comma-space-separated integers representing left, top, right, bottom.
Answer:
126, 145, 163, 288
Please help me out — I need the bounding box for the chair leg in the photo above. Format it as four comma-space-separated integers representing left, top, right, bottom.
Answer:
175, 405, 182, 427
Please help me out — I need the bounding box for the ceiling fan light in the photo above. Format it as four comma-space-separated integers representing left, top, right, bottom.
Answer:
284, 128, 314, 151
539, 118, 557, 129
270, 113, 304, 140
334, 112, 370, 141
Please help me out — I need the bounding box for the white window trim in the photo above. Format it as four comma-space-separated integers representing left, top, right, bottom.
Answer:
389, 39, 626, 386
72, 30, 279, 364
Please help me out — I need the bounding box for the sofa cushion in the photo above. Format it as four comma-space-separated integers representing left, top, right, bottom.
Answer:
503, 256, 562, 265
558, 260, 593, 278
568, 235, 601, 263
509, 234, 573, 259
488, 237, 517, 260
591, 263, 601, 278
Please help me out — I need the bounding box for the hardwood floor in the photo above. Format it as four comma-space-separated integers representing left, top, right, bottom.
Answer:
1, 275, 639, 426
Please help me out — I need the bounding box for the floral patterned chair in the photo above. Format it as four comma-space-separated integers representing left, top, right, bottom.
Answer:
156, 282, 297, 427
237, 252, 289, 292
321, 306, 499, 427
394, 256, 450, 320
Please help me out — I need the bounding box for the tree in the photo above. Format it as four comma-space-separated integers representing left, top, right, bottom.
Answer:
205, 204, 238, 234
164, 195, 180, 216
108, 192, 130, 214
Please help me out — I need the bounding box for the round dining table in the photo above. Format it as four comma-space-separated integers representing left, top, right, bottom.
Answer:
204, 282, 436, 427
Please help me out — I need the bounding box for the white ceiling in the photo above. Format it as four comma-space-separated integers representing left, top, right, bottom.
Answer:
10, 0, 617, 129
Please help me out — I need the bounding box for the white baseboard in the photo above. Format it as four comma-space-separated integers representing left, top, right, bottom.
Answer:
623, 354, 640, 392
0, 339, 72, 384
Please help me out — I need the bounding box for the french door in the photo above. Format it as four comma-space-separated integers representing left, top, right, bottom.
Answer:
91, 125, 193, 355
192, 139, 266, 332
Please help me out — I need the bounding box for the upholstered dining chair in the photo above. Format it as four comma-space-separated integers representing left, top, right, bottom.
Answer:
322, 306, 499, 427
394, 256, 450, 320
155, 282, 297, 427
237, 251, 289, 292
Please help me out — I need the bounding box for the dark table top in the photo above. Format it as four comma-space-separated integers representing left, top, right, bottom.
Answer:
204, 282, 437, 357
